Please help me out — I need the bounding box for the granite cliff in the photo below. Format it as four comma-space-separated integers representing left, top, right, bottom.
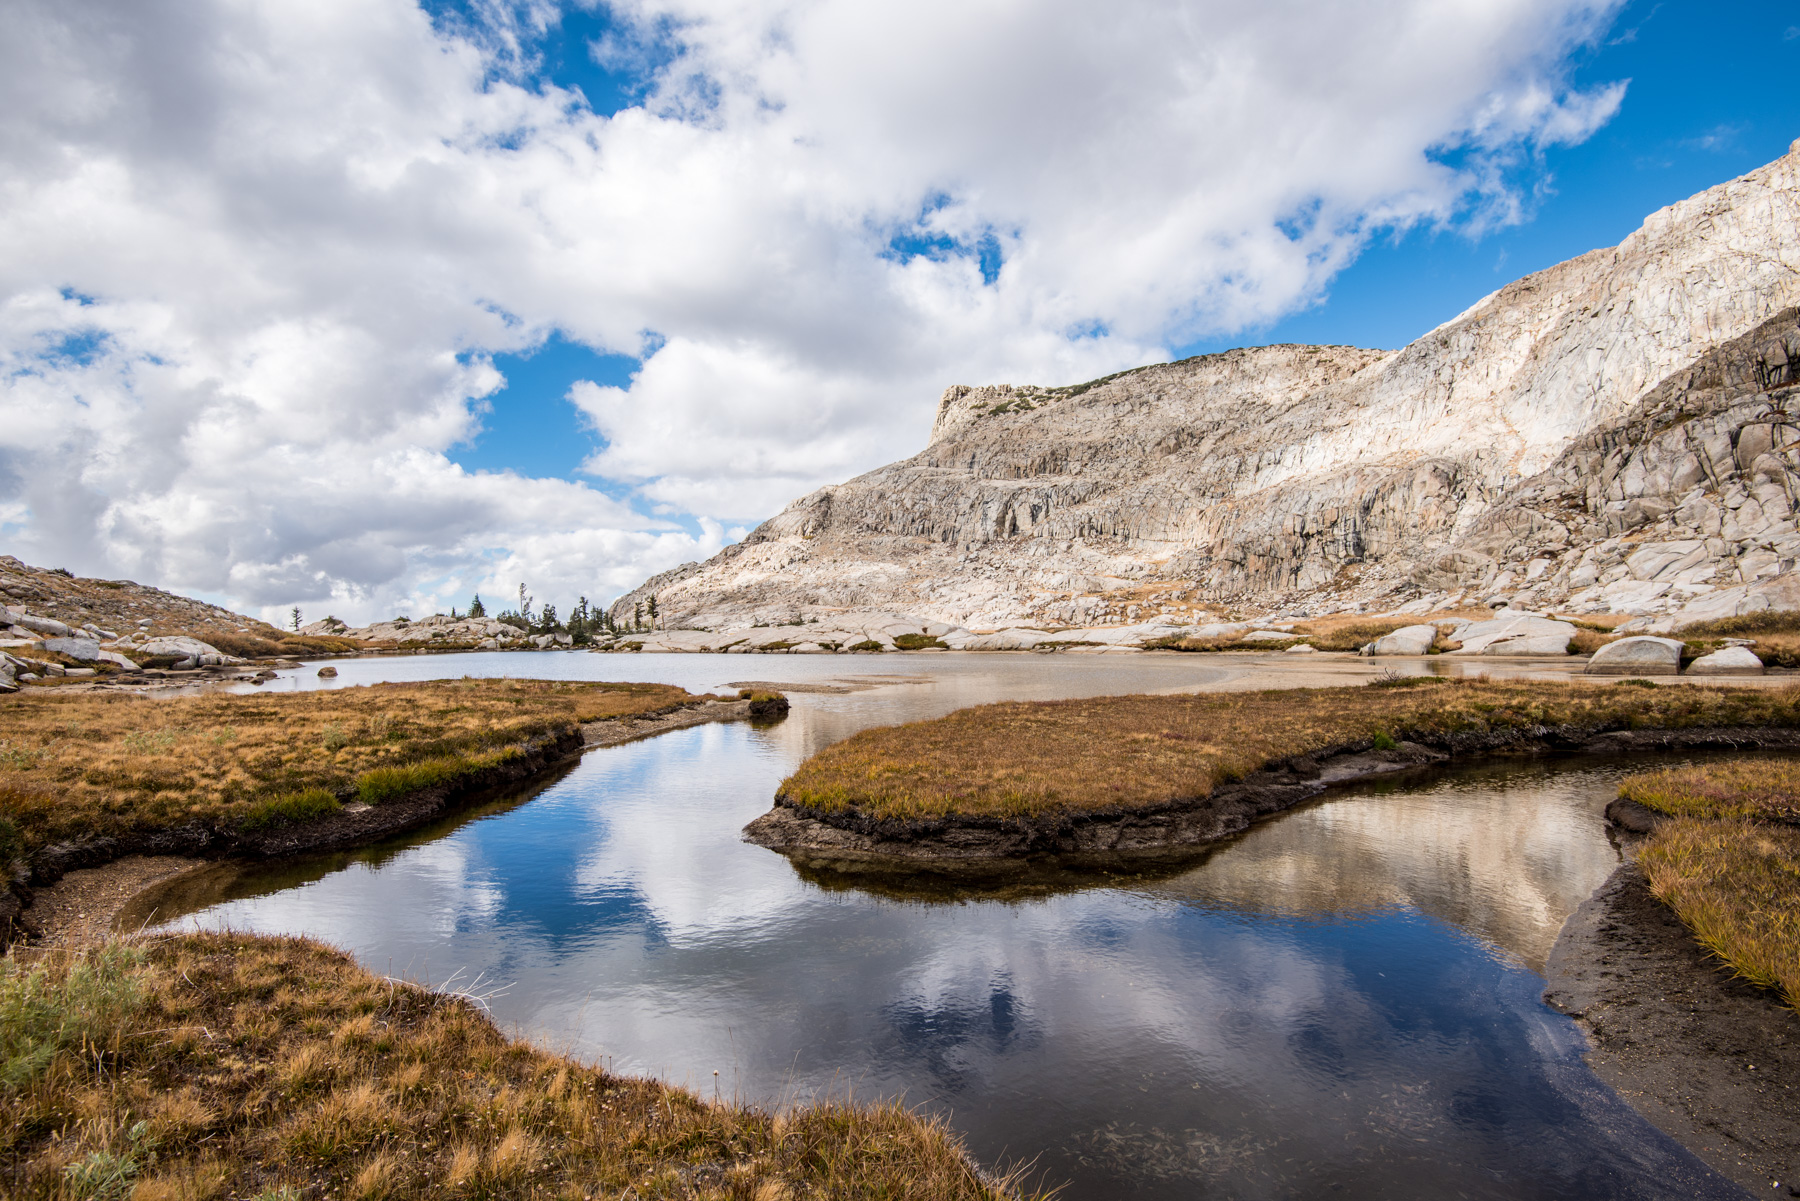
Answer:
614, 144, 1800, 631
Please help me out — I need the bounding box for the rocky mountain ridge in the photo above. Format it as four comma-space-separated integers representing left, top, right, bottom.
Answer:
614, 143, 1800, 632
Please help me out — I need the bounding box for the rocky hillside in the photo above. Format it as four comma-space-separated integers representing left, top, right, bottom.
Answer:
0, 557, 361, 685
0, 556, 276, 643
615, 143, 1800, 631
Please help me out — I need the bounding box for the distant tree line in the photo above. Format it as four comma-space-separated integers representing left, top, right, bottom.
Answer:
450, 585, 661, 643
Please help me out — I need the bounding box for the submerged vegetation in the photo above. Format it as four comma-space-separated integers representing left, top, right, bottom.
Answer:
0, 934, 1022, 1200
780, 680, 1800, 821
1622, 759, 1800, 1010
0, 680, 715, 855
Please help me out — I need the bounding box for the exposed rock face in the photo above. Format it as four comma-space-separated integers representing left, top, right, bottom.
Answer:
306, 613, 534, 647
1684, 645, 1764, 675
1584, 636, 1684, 675
0, 557, 273, 643
615, 146, 1800, 630
1365, 625, 1436, 656
131, 635, 240, 668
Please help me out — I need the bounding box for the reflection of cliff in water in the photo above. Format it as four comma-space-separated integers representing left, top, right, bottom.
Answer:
1151, 758, 1632, 974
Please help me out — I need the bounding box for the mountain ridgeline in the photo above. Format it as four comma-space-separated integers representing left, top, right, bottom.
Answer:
615, 144, 1800, 631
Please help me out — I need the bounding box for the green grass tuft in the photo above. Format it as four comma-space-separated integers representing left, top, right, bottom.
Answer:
354, 750, 518, 805
239, 788, 343, 831
0, 943, 144, 1092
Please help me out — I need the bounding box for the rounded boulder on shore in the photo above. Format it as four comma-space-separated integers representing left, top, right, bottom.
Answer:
1585, 636, 1684, 675
1684, 645, 1765, 675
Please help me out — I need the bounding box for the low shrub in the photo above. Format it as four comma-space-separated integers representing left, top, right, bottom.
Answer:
240, 788, 343, 831
1292, 618, 1417, 652
0, 943, 144, 1092
846, 639, 886, 652
134, 655, 187, 670
1568, 628, 1615, 656
1676, 610, 1800, 638
1674, 611, 1800, 668
893, 633, 948, 650
62, 1120, 157, 1200
354, 751, 517, 805
1368, 674, 1447, 690
205, 632, 290, 659
1148, 635, 1245, 652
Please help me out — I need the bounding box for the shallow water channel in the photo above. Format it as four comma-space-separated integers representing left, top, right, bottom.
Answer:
153, 652, 1742, 1199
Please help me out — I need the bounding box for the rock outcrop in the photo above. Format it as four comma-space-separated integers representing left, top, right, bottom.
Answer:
304, 613, 548, 649
1584, 636, 1685, 675
0, 557, 275, 644
613, 146, 1800, 631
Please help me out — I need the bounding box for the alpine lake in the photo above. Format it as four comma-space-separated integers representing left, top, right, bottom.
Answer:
132, 650, 1746, 1200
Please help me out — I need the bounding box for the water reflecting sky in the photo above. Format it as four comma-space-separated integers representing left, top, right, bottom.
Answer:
158, 653, 1741, 1199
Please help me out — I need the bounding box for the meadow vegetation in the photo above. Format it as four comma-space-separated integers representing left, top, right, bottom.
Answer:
779, 679, 1800, 821
1673, 608, 1800, 667
1620, 759, 1800, 1010
1151, 609, 1506, 653
0, 680, 715, 855
0, 933, 1021, 1200
200, 632, 365, 661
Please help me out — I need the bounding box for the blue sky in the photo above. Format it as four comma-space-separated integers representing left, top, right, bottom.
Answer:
446, 1, 1800, 486
1189, 2, 1800, 355
11, 0, 1800, 623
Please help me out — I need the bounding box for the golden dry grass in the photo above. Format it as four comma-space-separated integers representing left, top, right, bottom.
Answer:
1290, 609, 1497, 652
1637, 815, 1800, 1011
1674, 610, 1800, 667
0, 933, 1025, 1200
199, 632, 365, 661
1619, 759, 1800, 823
1152, 610, 1497, 654
1622, 755, 1800, 1010
780, 680, 1800, 821
0, 680, 713, 855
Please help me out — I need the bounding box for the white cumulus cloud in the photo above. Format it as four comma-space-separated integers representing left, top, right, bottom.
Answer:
0, 0, 1625, 621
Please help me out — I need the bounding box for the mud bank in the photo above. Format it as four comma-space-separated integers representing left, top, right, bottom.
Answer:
745, 725, 1800, 877
1545, 863, 1799, 1196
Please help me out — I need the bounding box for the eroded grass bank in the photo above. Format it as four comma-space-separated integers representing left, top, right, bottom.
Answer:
779, 679, 1800, 821
0, 933, 1019, 1200
1621, 760, 1800, 1010
0, 680, 713, 857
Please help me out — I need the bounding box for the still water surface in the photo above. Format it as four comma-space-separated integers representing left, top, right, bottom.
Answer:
155, 652, 1740, 1198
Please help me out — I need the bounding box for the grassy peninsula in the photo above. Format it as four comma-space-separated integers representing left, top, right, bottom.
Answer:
0, 680, 713, 858
0, 679, 1019, 1198
778, 679, 1800, 821
1620, 760, 1800, 1010
0, 933, 1016, 1200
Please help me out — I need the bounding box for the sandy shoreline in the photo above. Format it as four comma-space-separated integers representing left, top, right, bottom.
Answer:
1545, 861, 1799, 1196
